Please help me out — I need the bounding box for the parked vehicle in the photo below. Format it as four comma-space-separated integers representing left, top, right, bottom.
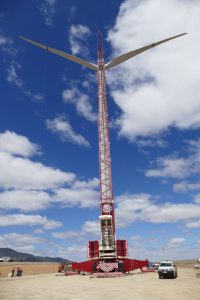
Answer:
158, 260, 177, 279
152, 263, 160, 271
0, 256, 13, 262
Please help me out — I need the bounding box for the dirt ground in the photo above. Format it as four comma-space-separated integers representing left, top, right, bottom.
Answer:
0, 264, 200, 300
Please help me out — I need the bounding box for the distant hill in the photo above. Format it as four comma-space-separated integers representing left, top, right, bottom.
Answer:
0, 248, 71, 263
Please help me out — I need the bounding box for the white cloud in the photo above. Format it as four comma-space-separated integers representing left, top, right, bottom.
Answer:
168, 237, 185, 247
0, 214, 62, 229
116, 193, 150, 226
0, 151, 75, 190
0, 33, 12, 46
173, 181, 200, 193
137, 138, 168, 148
72, 177, 99, 189
107, 0, 200, 140
0, 233, 47, 254
63, 87, 97, 122
115, 193, 200, 227
6, 63, 45, 101
0, 32, 17, 56
81, 220, 100, 236
0, 131, 40, 157
0, 190, 52, 212
39, 0, 57, 27
0, 131, 101, 212
52, 230, 80, 239
46, 115, 90, 147
33, 229, 44, 235
59, 244, 86, 261
52, 220, 99, 241
69, 24, 91, 55
145, 139, 200, 179
54, 179, 99, 208
7, 63, 24, 88
146, 156, 188, 178
23, 90, 44, 102
127, 235, 197, 261
186, 220, 200, 228
194, 194, 200, 204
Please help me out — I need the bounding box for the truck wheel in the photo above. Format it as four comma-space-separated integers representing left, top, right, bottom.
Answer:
159, 274, 162, 279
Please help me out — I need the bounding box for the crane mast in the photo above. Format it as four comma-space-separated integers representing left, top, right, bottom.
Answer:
19, 30, 186, 274
97, 32, 116, 259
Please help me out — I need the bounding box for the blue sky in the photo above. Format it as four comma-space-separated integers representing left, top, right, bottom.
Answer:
0, 0, 200, 262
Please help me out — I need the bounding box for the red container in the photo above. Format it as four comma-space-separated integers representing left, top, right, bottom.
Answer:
87, 240, 99, 259
116, 240, 128, 257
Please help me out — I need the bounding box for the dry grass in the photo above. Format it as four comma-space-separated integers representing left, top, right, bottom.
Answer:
174, 259, 197, 268
0, 262, 58, 277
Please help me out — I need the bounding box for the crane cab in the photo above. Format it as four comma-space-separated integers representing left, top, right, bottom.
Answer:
99, 215, 116, 259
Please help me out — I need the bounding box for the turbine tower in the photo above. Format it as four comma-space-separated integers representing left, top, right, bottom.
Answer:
19, 31, 186, 274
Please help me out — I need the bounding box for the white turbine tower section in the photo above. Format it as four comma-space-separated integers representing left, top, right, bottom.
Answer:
19, 31, 187, 267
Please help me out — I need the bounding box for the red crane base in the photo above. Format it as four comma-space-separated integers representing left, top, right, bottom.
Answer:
72, 258, 148, 274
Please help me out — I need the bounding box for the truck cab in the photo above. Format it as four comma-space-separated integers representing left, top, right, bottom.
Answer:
158, 260, 177, 279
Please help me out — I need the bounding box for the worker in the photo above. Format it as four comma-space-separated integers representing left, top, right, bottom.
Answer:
11, 267, 15, 277
19, 267, 23, 276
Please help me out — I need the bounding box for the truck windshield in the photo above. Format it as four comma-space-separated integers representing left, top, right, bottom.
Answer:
160, 263, 172, 267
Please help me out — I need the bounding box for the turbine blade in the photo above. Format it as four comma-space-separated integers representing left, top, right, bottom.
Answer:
105, 33, 187, 70
18, 35, 97, 71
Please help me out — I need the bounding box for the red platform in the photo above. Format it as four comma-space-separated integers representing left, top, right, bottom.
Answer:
72, 258, 148, 274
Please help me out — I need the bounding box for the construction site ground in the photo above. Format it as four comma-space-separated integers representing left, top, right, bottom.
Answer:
0, 263, 200, 299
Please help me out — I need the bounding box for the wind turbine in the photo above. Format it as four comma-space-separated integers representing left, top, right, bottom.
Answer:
19, 31, 187, 275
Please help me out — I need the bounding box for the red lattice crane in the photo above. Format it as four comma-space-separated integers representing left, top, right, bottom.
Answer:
19, 31, 186, 275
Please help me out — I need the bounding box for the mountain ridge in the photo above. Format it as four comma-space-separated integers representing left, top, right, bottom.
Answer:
0, 248, 71, 263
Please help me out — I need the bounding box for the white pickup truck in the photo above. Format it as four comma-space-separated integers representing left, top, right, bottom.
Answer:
158, 260, 177, 279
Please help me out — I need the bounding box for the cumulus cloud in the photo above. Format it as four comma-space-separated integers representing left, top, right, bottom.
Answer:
0, 151, 74, 190
52, 230, 80, 239
168, 237, 185, 247
0, 233, 47, 254
62, 87, 97, 122
127, 234, 195, 261
0, 214, 62, 229
107, 0, 200, 140
52, 220, 100, 241
145, 139, 200, 179
69, 24, 91, 56
115, 193, 200, 227
0, 190, 52, 212
0, 131, 40, 157
186, 220, 200, 228
146, 156, 188, 178
0, 131, 100, 212
46, 115, 90, 147
54, 177, 99, 208
173, 181, 200, 193
81, 220, 100, 236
